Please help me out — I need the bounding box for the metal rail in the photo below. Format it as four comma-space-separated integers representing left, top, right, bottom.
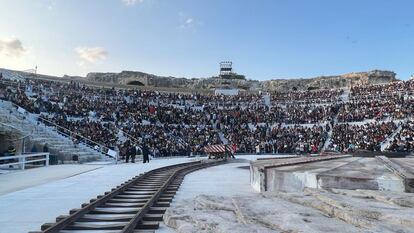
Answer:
31, 160, 224, 233
0, 153, 50, 170
5, 100, 112, 156
36, 115, 111, 153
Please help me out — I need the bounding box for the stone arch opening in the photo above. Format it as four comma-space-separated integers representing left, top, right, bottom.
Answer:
127, 80, 145, 86
307, 86, 319, 91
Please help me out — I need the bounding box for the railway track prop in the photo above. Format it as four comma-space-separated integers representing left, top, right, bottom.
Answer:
30, 160, 224, 233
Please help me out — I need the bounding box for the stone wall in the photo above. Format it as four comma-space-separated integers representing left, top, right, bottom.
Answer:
0, 128, 23, 155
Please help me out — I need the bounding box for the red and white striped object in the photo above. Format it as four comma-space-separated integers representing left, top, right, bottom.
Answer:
204, 145, 233, 154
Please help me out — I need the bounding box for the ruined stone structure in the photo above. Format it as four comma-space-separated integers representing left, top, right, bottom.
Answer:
84, 70, 397, 92
0, 67, 399, 92
86, 71, 192, 88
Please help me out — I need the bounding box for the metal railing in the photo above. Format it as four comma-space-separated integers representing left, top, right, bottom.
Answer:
5, 101, 114, 159
102, 123, 141, 144
119, 128, 141, 143
36, 115, 112, 156
0, 152, 49, 170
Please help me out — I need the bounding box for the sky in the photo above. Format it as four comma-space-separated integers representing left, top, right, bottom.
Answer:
0, 0, 413, 80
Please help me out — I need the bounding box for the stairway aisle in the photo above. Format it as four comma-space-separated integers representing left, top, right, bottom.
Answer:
0, 100, 114, 163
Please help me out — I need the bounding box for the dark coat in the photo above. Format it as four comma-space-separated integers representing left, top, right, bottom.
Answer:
129, 146, 136, 155
142, 145, 150, 156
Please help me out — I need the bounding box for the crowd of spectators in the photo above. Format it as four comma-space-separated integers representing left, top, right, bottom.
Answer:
39, 114, 118, 149
388, 121, 414, 152
2, 73, 414, 155
224, 124, 328, 154
271, 89, 343, 104
351, 80, 414, 97
337, 97, 414, 122
330, 122, 397, 152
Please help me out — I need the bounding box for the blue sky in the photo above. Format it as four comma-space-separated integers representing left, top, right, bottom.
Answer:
0, 0, 413, 80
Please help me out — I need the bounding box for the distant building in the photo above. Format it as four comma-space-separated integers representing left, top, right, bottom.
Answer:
219, 61, 233, 79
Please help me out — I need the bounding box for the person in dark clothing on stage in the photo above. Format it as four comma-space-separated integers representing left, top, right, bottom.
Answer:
130, 145, 136, 163
142, 144, 150, 163
125, 146, 131, 163
124, 141, 131, 163
125, 152, 130, 163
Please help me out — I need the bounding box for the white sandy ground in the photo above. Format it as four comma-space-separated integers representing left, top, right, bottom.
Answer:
0, 165, 102, 195
0, 154, 279, 233
0, 157, 197, 233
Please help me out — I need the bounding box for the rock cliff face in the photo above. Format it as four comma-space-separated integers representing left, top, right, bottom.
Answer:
85, 70, 397, 92
164, 190, 414, 233
261, 70, 397, 91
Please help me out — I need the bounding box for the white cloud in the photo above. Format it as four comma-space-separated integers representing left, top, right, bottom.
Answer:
179, 15, 196, 29
75, 47, 108, 65
121, 0, 144, 6
178, 12, 200, 30
185, 18, 193, 24
0, 38, 27, 57
47, 0, 57, 10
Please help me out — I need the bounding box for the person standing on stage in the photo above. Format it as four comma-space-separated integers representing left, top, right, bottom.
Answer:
130, 144, 136, 163
142, 144, 150, 163
124, 141, 131, 163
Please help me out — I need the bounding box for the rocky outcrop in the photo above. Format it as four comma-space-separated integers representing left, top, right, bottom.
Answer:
84, 70, 397, 92
261, 70, 397, 91
164, 190, 414, 233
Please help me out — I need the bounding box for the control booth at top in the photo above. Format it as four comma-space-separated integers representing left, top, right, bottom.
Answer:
219, 61, 233, 79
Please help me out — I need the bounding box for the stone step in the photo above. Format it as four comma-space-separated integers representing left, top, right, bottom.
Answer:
1, 103, 104, 163
58, 148, 87, 154
32, 137, 56, 142
48, 143, 70, 148
69, 151, 100, 156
